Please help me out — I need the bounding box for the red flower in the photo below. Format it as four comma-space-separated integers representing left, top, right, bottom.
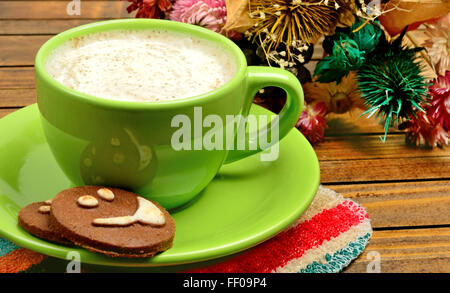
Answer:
296, 102, 328, 144
401, 71, 450, 148
126, 0, 172, 19
402, 111, 449, 148
428, 71, 450, 131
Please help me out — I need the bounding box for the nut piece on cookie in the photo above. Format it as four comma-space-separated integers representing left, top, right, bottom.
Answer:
77, 195, 99, 208
97, 188, 115, 201
38, 205, 51, 214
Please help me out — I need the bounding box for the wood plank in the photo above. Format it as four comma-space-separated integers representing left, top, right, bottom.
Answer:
320, 157, 450, 183
345, 227, 450, 273
0, 107, 18, 118
0, 1, 130, 20
0, 68, 35, 89
0, 19, 99, 35
314, 135, 450, 161
0, 35, 49, 66
0, 89, 36, 107
325, 109, 403, 135
328, 181, 450, 228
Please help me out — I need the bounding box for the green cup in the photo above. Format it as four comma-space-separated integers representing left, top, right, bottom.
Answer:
35, 19, 304, 209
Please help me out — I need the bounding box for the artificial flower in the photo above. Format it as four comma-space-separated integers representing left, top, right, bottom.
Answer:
315, 18, 383, 83
170, 0, 240, 39
428, 71, 450, 131
296, 102, 328, 144
423, 14, 450, 77
246, 0, 360, 67
125, 0, 172, 18
303, 72, 364, 114
402, 111, 449, 148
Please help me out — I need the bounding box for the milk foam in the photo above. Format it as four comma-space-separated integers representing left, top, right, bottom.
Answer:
45, 30, 237, 102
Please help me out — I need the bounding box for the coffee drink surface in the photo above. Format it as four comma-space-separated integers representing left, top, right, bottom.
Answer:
45, 30, 237, 102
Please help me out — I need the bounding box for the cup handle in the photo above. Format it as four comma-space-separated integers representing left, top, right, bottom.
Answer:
224, 66, 304, 164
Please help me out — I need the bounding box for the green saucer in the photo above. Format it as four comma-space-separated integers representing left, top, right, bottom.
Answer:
0, 104, 319, 267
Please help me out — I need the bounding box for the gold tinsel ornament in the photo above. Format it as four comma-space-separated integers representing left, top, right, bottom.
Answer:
247, 0, 360, 67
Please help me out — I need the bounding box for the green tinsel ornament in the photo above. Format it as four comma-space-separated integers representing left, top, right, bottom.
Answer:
357, 28, 430, 141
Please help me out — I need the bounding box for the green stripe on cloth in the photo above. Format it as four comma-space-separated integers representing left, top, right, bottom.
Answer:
300, 232, 371, 273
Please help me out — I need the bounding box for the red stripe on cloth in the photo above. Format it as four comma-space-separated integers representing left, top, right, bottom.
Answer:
0, 248, 46, 273
188, 200, 369, 273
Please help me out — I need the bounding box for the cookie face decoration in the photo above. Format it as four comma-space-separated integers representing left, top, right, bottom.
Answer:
92, 196, 165, 227
38, 204, 51, 214
77, 195, 99, 208
49, 186, 175, 258
97, 188, 114, 201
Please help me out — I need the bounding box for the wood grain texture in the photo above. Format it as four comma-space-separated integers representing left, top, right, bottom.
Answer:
345, 227, 450, 273
0, 108, 18, 118
0, 1, 130, 20
320, 156, 450, 183
325, 110, 402, 135
328, 181, 450, 228
0, 67, 35, 88
0, 20, 98, 35
315, 135, 449, 161
0, 89, 36, 107
0, 35, 49, 66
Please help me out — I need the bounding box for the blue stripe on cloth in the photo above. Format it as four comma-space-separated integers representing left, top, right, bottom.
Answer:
0, 237, 20, 257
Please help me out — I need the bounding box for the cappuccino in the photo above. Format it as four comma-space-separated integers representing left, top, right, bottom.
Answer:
45, 30, 237, 102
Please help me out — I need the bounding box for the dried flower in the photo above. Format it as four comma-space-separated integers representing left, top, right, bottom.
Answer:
402, 111, 449, 148
126, 0, 172, 19
400, 71, 450, 148
170, 0, 241, 39
423, 14, 450, 77
428, 71, 450, 131
296, 102, 328, 144
247, 0, 360, 65
303, 72, 364, 114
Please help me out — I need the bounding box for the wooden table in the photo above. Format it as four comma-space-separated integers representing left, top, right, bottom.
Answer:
1, 1, 449, 273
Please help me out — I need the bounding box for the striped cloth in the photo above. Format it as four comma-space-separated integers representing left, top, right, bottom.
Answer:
0, 186, 372, 273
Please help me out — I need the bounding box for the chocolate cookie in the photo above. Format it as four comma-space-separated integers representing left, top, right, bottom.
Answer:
18, 200, 69, 245
49, 186, 175, 258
